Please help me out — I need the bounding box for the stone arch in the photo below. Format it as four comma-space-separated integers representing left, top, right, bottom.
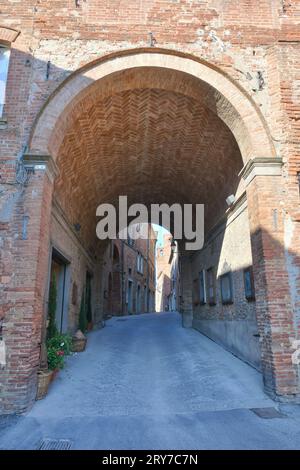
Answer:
28, 48, 276, 164
4, 47, 295, 416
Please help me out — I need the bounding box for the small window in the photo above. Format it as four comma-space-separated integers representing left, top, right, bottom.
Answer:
206, 268, 216, 305
140, 256, 144, 274
128, 235, 134, 247
199, 270, 206, 305
220, 272, 233, 305
193, 278, 200, 306
244, 267, 255, 301
0, 46, 10, 117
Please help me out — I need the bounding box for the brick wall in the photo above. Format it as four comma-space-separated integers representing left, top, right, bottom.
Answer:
1, 1, 300, 412
192, 200, 261, 369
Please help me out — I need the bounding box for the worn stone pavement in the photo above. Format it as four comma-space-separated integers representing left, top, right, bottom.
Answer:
1, 312, 300, 450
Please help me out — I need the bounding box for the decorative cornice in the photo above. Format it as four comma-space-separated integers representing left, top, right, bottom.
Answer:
0, 26, 20, 44
239, 157, 283, 186
23, 153, 59, 183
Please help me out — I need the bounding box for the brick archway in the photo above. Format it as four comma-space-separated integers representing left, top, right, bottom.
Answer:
28, 48, 275, 163
2, 48, 298, 414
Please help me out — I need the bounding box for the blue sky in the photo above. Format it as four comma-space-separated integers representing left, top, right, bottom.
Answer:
152, 224, 170, 248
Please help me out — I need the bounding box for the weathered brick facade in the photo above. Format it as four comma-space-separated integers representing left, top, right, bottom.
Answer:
100, 227, 156, 317
156, 233, 179, 312
0, 1, 300, 413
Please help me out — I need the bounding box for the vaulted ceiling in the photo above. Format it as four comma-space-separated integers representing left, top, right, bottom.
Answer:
53, 68, 244, 248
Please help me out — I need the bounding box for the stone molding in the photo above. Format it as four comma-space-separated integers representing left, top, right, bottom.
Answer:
23, 153, 59, 183
239, 157, 283, 186
0, 26, 20, 44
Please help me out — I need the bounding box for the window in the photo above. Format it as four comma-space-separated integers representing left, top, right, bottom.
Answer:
136, 254, 143, 273
199, 270, 206, 305
193, 278, 200, 305
0, 46, 10, 117
206, 268, 216, 305
244, 267, 255, 301
220, 272, 233, 305
128, 234, 134, 247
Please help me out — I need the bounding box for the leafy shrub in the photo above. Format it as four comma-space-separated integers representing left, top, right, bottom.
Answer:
79, 288, 87, 332
47, 333, 72, 354
47, 346, 65, 370
86, 281, 92, 323
46, 333, 72, 370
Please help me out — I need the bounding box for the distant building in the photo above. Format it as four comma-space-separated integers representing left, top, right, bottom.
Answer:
156, 234, 179, 312
101, 224, 156, 317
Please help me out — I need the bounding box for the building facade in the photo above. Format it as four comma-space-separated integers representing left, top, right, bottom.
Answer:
0, 1, 300, 413
156, 234, 179, 312
101, 225, 156, 317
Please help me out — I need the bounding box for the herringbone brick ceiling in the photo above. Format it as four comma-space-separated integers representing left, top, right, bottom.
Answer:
54, 68, 243, 246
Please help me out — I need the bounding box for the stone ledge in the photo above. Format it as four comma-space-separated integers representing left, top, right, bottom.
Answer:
239, 157, 283, 186
0, 118, 8, 130
0, 26, 20, 44
23, 153, 59, 182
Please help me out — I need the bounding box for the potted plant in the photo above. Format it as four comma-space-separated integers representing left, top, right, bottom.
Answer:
47, 332, 72, 379
36, 369, 54, 400
71, 289, 87, 352
86, 281, 93, 331
36, 272, 58, 400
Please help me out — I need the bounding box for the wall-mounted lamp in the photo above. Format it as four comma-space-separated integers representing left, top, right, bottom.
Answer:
149, 32, 157, 47
46, 60, 51, 80
226, 194, 236, 207
171, 239, 177, 253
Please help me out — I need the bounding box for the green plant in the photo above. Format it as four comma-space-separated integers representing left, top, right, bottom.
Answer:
79, 288, 87, 332
86, 280, 92, 323
47, 272, 58, 340
46, 333, 72, 370
47, 333, 72, 355
47, 345, 65, 370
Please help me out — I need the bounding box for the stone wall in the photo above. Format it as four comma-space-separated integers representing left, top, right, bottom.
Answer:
192, 198, 261, 370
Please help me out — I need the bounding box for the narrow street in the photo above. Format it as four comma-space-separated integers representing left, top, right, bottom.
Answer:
1, 312, 300, 450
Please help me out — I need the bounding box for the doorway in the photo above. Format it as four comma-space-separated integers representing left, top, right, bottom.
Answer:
128, 280, 133, 314
49, 248, 70, 333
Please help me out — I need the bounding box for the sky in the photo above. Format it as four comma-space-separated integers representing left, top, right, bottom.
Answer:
152, 224, 170, 248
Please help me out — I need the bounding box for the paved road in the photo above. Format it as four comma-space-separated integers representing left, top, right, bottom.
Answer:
1, 312, 300, 449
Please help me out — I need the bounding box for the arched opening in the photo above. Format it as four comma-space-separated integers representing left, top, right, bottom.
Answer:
4, 48, 296, 415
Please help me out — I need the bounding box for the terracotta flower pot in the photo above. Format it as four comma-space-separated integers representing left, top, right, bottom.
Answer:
51, 368, 60, 382
71, 329, 87, 352
87, 321, 93, 331
36, 369, 53, 400
71, 337, 87, 352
